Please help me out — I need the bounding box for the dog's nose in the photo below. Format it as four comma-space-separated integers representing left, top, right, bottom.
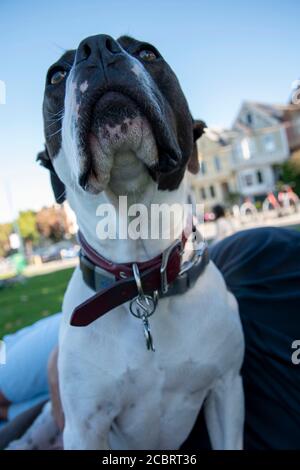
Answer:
75, 34, 123, 66
101, 35, 122, 54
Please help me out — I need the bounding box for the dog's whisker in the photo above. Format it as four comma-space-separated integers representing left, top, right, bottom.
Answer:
46, 127, 63, 139
56, 188, 66, 201
45, 116, 64, 129
46, 114, 64, 123
47, 109, 65, 118
61, 60, 74, 68
51, 42, 68, 53
47, 113, 64, 121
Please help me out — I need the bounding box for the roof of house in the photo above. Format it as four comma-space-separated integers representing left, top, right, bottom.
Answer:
236, 100, 300, 123
252, 100, 300, 116
203, 127, 239, 146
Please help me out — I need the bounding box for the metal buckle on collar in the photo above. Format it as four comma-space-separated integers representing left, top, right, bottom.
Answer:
160, 239, 182, 294
179, 241, 207, 276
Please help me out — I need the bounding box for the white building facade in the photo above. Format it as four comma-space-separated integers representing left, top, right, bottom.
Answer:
232, 101, 300, 198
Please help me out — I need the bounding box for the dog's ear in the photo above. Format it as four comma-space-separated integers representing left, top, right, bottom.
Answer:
187, 120, 207, 174
36, 148, 53, 172
37, 148, 66, 204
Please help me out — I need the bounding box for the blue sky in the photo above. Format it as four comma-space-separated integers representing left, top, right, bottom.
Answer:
0, 0, 300, 222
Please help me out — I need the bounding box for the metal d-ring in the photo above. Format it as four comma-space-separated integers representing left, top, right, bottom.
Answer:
132, 263, 145, 297
130, 263, 157, 318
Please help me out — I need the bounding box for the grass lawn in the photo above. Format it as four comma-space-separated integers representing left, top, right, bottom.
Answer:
0, 268, 74, 336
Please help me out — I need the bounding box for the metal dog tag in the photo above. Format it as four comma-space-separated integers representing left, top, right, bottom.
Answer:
130, 295, 156, 318
130, 295, 156, 352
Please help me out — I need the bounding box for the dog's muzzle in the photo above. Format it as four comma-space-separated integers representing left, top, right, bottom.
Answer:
64, 34, 182, 193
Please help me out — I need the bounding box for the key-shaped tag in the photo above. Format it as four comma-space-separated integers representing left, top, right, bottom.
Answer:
134, 295, 156, 317
142, 316, 155, 352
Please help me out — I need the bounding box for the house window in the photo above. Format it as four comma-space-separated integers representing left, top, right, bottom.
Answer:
263, 134, 275, 152
256, 170, 263, 184
200, 161, 207, 175
200, 188, 206, 200
241, 139, 251, 160
214, 156, 221, 172
209, 185, 216, 198
246, 112, 253, 126
241, 138, 255, 160
244, 174, 254, 186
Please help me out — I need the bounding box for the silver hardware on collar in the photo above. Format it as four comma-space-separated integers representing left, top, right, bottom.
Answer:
130, 263, 158, 351
160, 239, 182, 294
179, 226, 207, 276
179, 240, 207, 276
142, 317, 155, 351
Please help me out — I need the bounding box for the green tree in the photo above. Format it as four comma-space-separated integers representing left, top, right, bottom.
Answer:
278, 150, 300, 196
17, 210, 39, 246
0, 222, 12, 257
225, 191, 241, 206
36, 206, 68, 242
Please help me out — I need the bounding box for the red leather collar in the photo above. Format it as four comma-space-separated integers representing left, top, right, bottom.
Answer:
70, 228, 191, 327
78, 229, 188, 280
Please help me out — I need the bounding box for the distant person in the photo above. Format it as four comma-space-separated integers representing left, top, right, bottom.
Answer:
212, 204, 233, 242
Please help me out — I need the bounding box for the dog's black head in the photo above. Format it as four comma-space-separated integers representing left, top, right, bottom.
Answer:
38, 34, 205, 201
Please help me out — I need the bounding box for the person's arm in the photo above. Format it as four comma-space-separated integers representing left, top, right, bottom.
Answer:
47, 347, 64, 431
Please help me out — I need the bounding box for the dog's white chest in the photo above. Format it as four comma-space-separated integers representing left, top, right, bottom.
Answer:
107, 359, 211, 450
59, 262, 244, 450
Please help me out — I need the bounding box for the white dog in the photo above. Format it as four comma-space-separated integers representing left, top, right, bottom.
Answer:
38, 34, 244, 450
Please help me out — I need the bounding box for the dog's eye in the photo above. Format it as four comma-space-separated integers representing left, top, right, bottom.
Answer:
50, 69, 67, 85
138, 49, 157, 62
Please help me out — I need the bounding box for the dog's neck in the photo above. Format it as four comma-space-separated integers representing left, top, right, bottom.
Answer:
66, 173, 188, 264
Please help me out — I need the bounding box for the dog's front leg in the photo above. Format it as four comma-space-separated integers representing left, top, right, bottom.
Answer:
59, 344, 121, 450
204, 371, 244, 450
63, 419, 111, 450
62, 399, 116, 450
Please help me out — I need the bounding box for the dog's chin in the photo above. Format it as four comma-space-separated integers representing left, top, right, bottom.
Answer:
81, 98, 158, 195
85, 137, 154, 196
